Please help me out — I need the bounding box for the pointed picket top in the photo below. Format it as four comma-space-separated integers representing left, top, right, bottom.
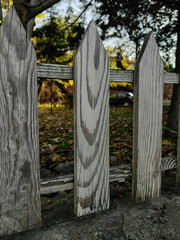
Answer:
136, 32, 163, 68
74, 21, 110, 216
0, 6, 36, 57
2, 6, 20, 27
133, 32, 164, 202
75, 20, 107, 58
0, 6, 41, 237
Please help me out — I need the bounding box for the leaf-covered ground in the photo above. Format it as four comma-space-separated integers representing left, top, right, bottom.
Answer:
39, 105, 177, 176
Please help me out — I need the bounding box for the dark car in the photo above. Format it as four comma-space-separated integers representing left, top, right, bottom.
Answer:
110, 92, 133, 106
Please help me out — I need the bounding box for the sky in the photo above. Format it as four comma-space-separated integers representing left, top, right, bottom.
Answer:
38, 0, 175, 66
39, 0, 137, 59
0, 0, 176, 65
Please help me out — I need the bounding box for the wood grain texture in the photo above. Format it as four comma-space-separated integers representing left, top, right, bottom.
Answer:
37, 64, 179, 84
37, 63, 73, 80
161, 156, 177, 171
164, 71, 179, 84
0, 7, 41, 237
40, 157, 177, 194
133, 32, 164, 202
74, 21, 110, 216
109, 70, 133, 83
40, 175, 74, 194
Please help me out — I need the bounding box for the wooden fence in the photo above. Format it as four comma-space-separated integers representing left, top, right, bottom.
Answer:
0, 6, 179, 237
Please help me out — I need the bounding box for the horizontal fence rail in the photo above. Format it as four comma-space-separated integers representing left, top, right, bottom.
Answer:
37, 63, 180, 84
40, 156, 177, 195
1, 6, 180, 238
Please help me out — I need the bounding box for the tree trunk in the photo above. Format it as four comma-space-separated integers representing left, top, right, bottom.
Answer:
176, 8, 180, 188
13, 0, 62, 33
27, 17, 35, 37
38, 79, 43, 98
167, 9, 180, 131
0, 0, 3, 24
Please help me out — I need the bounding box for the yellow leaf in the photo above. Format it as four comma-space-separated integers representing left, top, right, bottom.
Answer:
162, 140, 172, 145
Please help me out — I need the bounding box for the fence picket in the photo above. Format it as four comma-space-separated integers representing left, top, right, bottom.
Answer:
74, 21, 110, 216
133, 32, 164, 202
0, 7, 41, 237
0, 6, 179, 236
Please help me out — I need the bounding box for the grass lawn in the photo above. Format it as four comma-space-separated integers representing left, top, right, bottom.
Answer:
38, 105, 177, 176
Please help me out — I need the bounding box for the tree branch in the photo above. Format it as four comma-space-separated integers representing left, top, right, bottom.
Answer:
27, 0, 62, 20
63, 0, 93, 31
157, 0, 180, 8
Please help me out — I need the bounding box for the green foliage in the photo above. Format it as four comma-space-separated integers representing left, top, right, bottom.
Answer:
164, 63, 175, 72
106, 46, 134, 89
106, 47, 131, 70
33, 13, 85, 106
0, 0, 13, 24
32, 14, 85, 64
84, 0, 178, 62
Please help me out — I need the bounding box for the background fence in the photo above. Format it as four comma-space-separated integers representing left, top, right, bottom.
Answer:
0, 6, 179, 237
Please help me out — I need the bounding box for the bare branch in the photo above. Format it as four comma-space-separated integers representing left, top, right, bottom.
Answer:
157, 0, 180, 8
64, 0, 93, 31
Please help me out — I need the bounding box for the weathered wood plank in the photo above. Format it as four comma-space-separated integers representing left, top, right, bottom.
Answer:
40, 157, 177, 194
0, 7, 41, 237
164, 71, 179, 84
133, 32, 164, 202
37, 63, 73, 80
109, 70, 133, 82
40, 175, 74, 194
37, 63, 179, 84
109, 164, 132, 182
161, 156, 177, 171
74, 21, 110, 216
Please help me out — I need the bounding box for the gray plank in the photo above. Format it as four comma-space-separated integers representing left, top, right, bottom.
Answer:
109, 70, 133, 82
0, 7, 41, 237
161, 156, 177, 171
74, 21, 110, 216
37, 63, 73, 80
133, 32, 164, 202
40, 157, 177, 194
164, 71, 179, 84
41, 175, 74, 194
37, 64, 179, 84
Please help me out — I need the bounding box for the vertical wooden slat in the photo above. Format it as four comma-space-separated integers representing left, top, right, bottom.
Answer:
74, 21, 110, 216
133, 32, 164, 202
0, 7, 41, 237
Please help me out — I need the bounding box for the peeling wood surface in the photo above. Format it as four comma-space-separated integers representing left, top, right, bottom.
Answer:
74, 21, 110, 216
37, 64, 179, 84
133, 33, 164, 202
41, 175, 74, 195
40, 157, 177, 194
0, 7, 41, 237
